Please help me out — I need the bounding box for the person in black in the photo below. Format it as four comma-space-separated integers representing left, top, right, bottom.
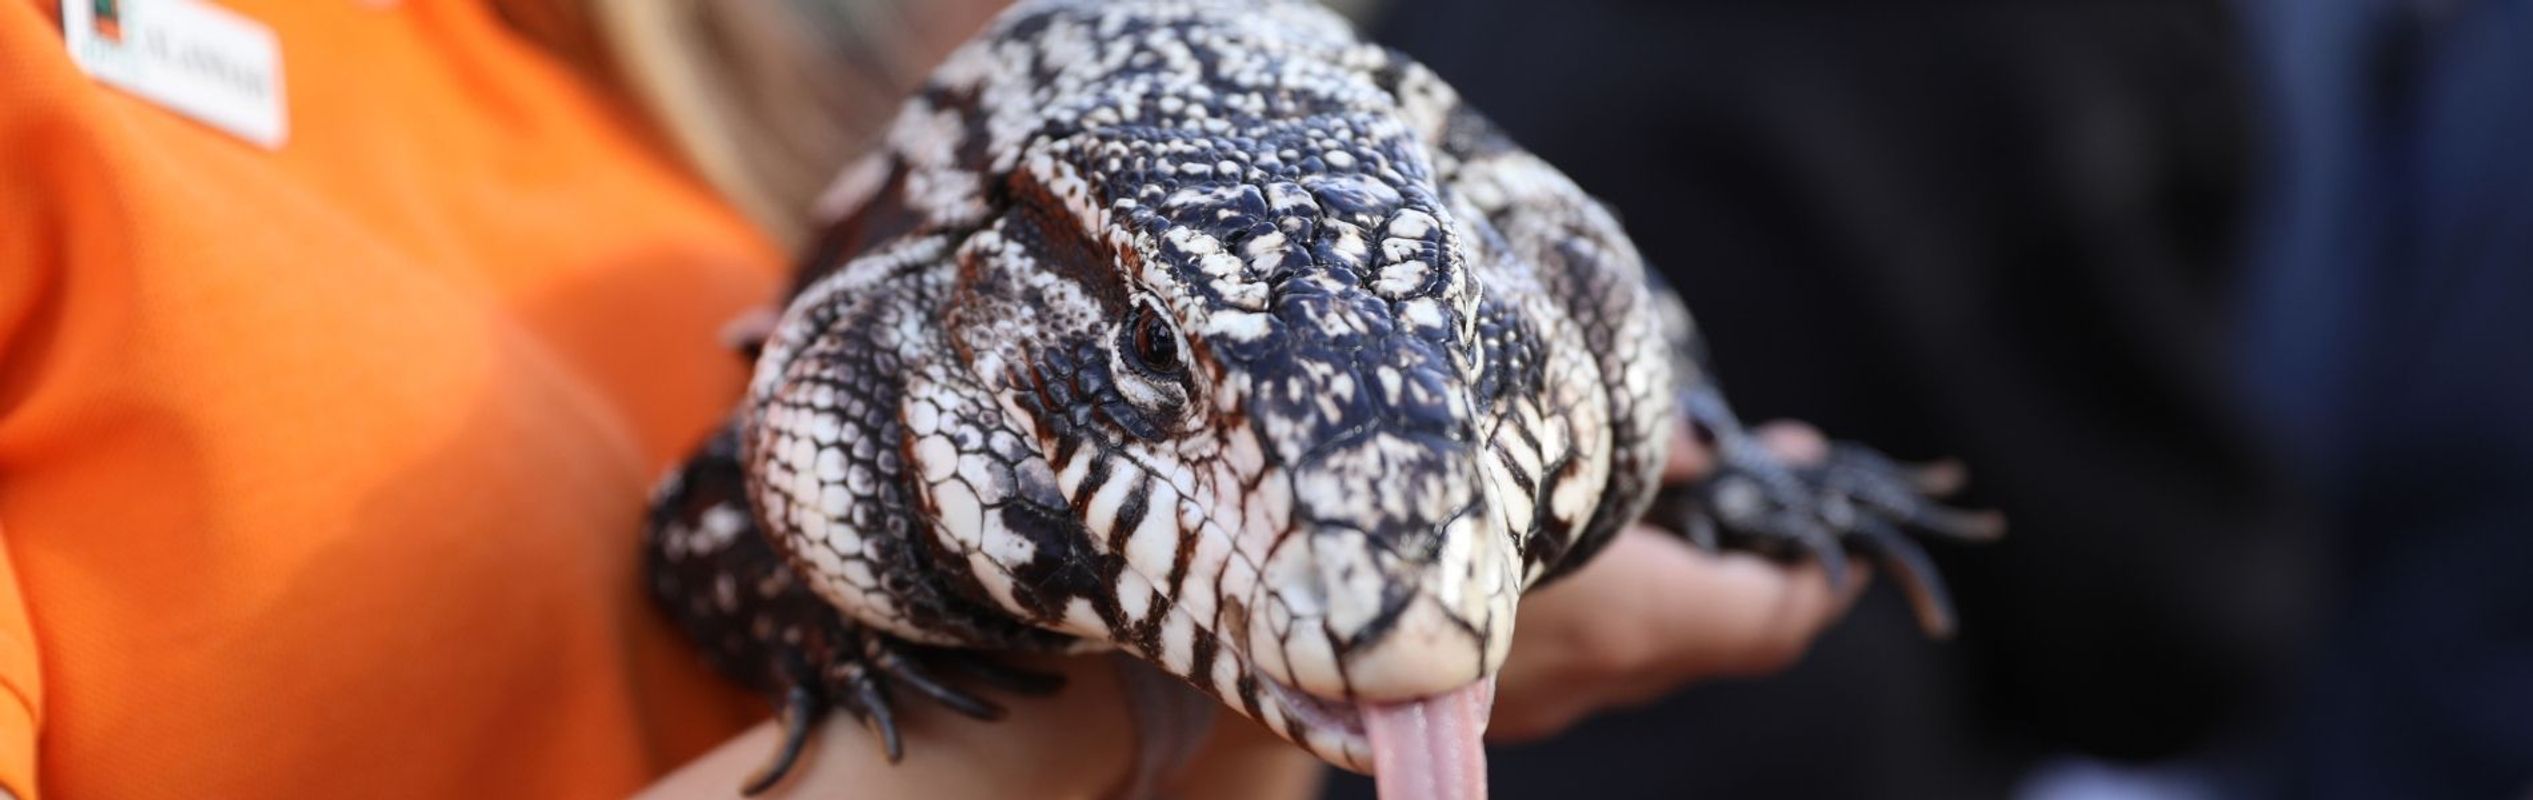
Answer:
1331, 2, 2323, 797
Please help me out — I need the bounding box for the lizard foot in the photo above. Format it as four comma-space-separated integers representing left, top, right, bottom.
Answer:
744, 635, 1065, 795
1651, 425, 2003, 638
644, 426, 1064, 795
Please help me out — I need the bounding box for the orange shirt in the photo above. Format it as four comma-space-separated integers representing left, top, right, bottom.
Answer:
0, 1, 782, 797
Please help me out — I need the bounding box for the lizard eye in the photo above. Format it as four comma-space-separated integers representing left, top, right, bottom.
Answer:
1121, 297, 1186, 378
1103, 294, 1195, 439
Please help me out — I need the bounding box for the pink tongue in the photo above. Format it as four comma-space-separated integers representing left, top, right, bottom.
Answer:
1360, 680, 1493, 800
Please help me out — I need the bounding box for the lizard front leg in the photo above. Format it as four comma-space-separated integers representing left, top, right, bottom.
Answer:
644, 424, 1062, 794
649, 249, 1084, 793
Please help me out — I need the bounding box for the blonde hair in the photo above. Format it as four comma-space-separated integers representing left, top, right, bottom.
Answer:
502, 0, 1008, 247
513, 0, 1382, 247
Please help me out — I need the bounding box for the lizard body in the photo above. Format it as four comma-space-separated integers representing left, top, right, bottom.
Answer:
644, 0, 1991, 791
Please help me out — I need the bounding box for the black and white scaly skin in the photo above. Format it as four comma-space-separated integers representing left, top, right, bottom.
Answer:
644, 0, 1994, 786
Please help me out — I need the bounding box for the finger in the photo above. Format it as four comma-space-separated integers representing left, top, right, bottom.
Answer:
1612, 528, 1865, 676
1509, 527, 1863, 688
1490, 529, 1866, 740
1911, 458, 1969, 497
720, 307, 779, 358
1752, 420, 1831, 467
1663, 421, 1715, 483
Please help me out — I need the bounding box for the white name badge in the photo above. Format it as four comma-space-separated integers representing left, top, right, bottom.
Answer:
62, 0, 287, 149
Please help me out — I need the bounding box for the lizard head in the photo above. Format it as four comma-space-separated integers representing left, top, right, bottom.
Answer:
760, 4, 1598, 770
949, 123, 1537, 766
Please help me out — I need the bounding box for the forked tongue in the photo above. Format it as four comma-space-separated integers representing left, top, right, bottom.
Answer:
1361, 679, 1494, 800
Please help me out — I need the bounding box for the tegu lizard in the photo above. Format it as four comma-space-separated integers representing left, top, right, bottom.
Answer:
643, 0, 1997, 796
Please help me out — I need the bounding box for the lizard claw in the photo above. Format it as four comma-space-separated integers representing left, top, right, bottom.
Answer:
839, 661, 903, 763
729, 621, 1059, 795
648, 424, 1070, 795
1847, 518, 1960, 637
1818, 444, 2004, 543
1652, 421, 2001, 638
744, 683, 826, 796
866, 639, 1007, 721
1793, 517, 1853, 595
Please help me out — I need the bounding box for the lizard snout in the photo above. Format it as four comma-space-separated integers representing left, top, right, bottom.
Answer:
1244, 438, 1522, 702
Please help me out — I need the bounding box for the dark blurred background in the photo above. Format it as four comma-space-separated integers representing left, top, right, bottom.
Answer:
640, 0, 2532, 795
1312, 0, 2532, 798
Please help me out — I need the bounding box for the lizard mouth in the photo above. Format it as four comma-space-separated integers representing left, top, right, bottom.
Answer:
1244, 665, 1376, 773
1250, 665, 1495, 797
1253, 668, 1369, 737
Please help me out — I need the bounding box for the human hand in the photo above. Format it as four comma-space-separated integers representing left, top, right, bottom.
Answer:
641, 655, 1146, 800
1485, 422, 1869, 741
642, 653, 1327, 800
